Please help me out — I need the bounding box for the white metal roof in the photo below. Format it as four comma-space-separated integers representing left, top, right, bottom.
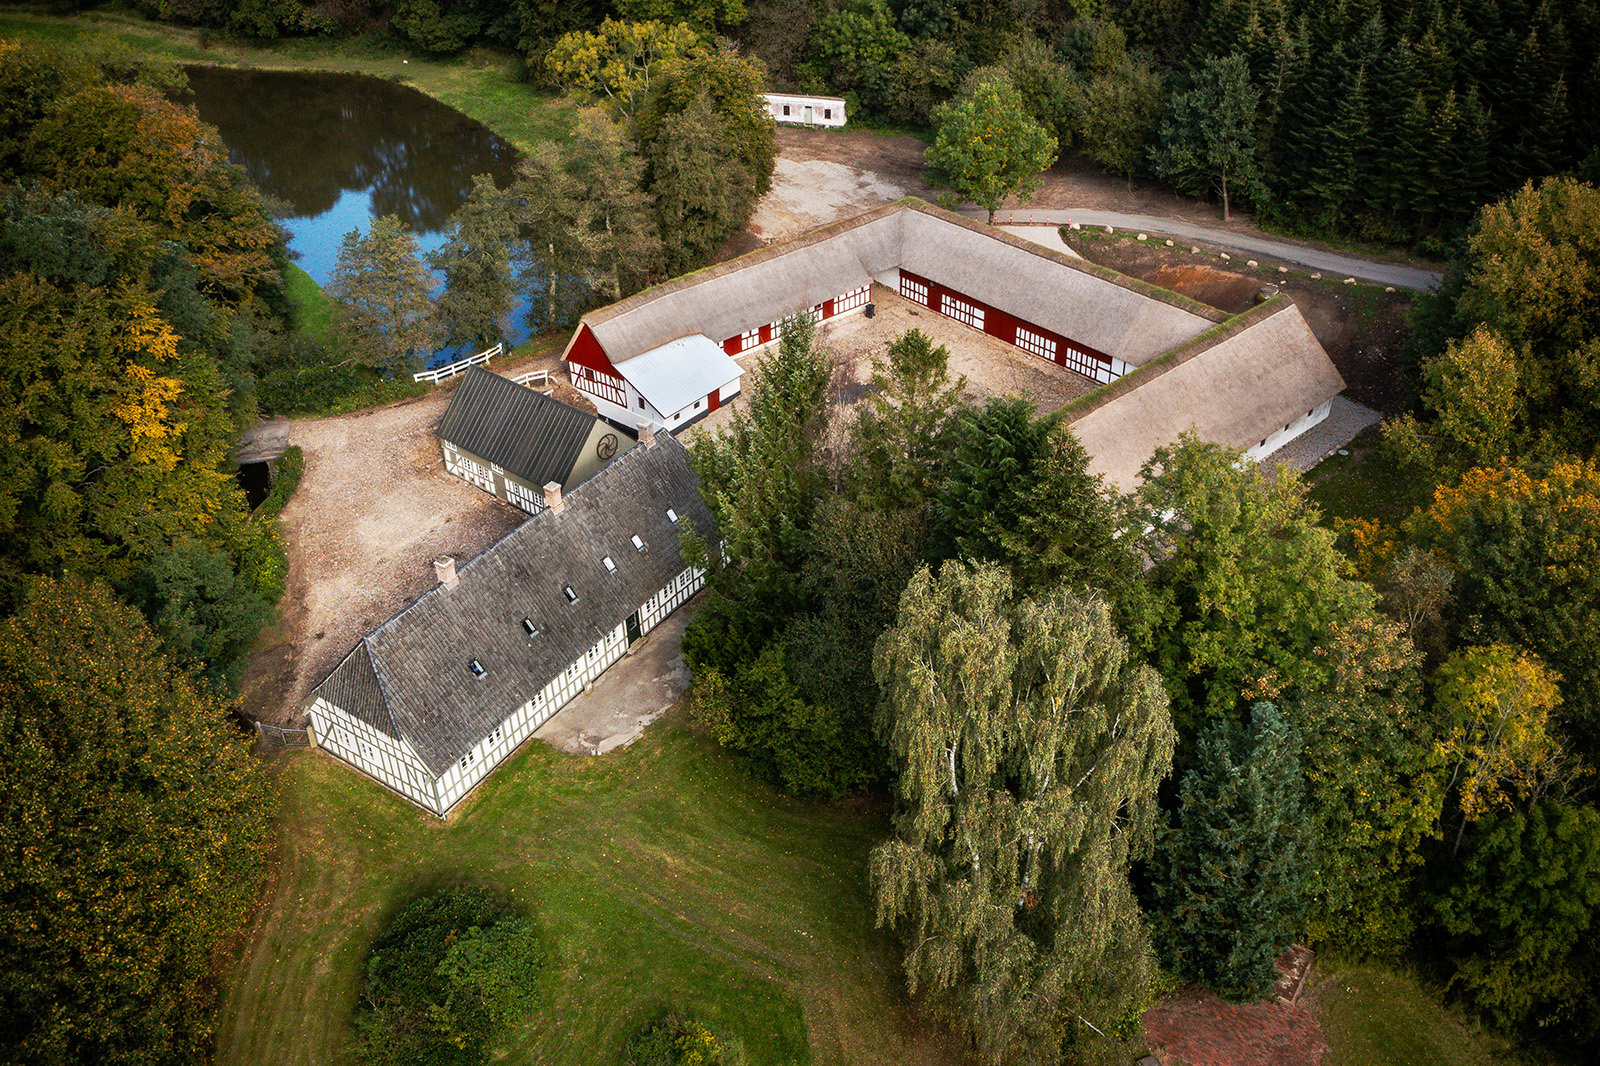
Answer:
619, 335, 742, 415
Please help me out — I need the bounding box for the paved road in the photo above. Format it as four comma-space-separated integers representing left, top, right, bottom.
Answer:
963, 208, 1443, 291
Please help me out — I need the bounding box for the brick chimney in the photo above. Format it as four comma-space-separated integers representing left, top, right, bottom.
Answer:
638, 420, 657, 448
433, 555, 458, 590
544, 481, 564, 514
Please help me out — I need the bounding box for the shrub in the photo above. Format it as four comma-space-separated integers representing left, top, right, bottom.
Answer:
622, 1013, 745, 1066
355, 888, 544, 1066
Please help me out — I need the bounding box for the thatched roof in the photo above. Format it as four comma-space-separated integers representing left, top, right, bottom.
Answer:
569, 200, 1223, 370
1066, 299, 1347, 491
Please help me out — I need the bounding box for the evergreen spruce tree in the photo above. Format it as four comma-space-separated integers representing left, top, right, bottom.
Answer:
1154, 703, 1314, 1003
646, 92, 753, 276
428, 173, 517, 349
1306, 65, 1373, 228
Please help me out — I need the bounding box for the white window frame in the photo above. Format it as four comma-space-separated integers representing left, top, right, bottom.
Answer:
1015, 327, 1056, 361
940, 293, 984, 330
899, 276, 929, 304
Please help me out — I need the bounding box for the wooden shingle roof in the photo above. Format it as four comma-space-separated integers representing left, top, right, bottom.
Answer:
307, 433, 715, 777
436, 366, 597, 487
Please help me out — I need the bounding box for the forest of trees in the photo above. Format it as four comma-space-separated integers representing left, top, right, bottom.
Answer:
0, 42, 288, 1063
681, 182, 1600, 1053
116, 0, 1600, 249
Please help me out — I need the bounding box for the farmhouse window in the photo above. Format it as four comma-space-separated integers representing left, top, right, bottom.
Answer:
469, 659, 486, 678
940, 293, 984, 330
824, 108, 832, 119
783, 104, 791, 116
739, 327, 760, 350
834, 286, 869, 313
899, 276, 929, 305
1015, 327, 1057, 361
563, 586, 579, 603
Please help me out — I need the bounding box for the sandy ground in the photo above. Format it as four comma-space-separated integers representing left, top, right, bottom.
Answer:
685, 283, 1095, 442
241, 349, 575, 726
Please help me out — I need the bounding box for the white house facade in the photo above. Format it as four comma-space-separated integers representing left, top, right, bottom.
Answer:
763, 93, 847, 127
305, 431, 712, 816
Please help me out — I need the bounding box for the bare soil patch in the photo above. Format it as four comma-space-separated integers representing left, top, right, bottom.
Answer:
1066, 236, 1414, 417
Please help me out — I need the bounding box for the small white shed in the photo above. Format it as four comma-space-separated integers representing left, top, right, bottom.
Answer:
764, 93, 847, 127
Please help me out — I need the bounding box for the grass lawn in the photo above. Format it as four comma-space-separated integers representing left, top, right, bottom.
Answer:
215, 705, 955, 1066
1306, 961, 1506, 1066
0, 9, 575, 153
283, 262, 335, 345
1305, 430, 1437, 528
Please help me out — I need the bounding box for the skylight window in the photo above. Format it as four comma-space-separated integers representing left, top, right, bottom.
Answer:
563, 586, 578, 604
603, 556, 617, 574
666, 508, 679, 523
522, 618, 538, 637
468, 659, 486, 678
632, 535, 646, 552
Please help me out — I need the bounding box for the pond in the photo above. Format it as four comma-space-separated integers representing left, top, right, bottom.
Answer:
181, 66, 529, 359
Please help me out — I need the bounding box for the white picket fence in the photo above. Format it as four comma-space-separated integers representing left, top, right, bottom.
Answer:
512, 368, 550, 389
413, 342, 502, 383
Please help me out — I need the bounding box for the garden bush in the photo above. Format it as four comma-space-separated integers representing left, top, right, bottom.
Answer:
355, 888, 543, 1065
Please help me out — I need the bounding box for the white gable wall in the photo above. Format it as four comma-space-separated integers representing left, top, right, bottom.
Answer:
310, 697, 442, 811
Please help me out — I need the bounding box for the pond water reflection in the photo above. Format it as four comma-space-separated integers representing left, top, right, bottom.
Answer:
182, 67, 527, 354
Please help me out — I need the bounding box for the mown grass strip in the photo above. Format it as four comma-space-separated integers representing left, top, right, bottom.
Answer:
1308, 961, 1505, 1066
216, 707, 943, 1066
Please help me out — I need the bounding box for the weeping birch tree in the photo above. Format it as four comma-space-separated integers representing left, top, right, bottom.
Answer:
870, 562, 1175, 1065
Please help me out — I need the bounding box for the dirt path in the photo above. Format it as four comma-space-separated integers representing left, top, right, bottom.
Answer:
240, 353, 570, 726
748, 129, 1440, 288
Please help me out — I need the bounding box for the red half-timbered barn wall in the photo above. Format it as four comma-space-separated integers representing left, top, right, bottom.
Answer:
720, 285, 871, 356
897, 270, 1124, 384
565, 324, 629, 408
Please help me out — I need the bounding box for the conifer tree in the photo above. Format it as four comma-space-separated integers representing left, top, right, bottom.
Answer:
326, 214, 439, 371
1154, 703, 1314, 1002
849, 327, 966, 510
646, 92, 752, 275
1151, 52, 1264, 220
429, 173, 517, 349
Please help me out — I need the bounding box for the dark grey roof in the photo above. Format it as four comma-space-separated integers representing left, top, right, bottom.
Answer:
436, 366, 597, 487
312, 642, 400, 736
308, 433, 715, 777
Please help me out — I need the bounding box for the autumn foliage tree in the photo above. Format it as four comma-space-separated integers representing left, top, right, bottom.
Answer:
0, 576, 274, 1065
925, 76, 1058, 223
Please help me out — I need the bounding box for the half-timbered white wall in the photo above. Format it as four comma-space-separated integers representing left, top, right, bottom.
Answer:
1243, 399, 1335, 463
315, 562, 708, 816
309, 697, 441, 810
442, 441, 548, 515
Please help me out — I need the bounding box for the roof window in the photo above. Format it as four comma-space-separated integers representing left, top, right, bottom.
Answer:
666, 508, 679, 523
468, 659, 486, 678
603, 556, 617, 574
632, 534, 646, 552
522, 618, 538, 637
563, 585, 579, 604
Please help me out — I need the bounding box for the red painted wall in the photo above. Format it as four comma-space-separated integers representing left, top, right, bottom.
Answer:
565, 323, 624, 378
898, 269, 1113, 370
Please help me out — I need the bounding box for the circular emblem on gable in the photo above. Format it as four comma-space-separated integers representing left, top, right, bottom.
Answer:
597, 433, 619, 460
